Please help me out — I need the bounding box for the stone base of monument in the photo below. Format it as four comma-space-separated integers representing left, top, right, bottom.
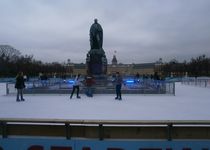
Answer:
92, 75, 108, 86
86, 48, 107, 75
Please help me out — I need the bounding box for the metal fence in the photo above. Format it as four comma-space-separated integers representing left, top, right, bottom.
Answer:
181, 77, 210, 88
1, 118, 210, 149
5, 77, 175, 95
1, 118, 210, 140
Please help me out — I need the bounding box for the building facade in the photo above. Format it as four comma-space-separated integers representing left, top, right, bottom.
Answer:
67, 63, 156, 76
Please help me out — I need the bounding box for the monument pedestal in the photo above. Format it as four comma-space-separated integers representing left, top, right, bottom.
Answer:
86, 48, 107, 75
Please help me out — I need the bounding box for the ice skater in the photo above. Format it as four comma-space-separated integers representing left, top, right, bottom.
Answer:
15, 71, 25, 102
114, 72, 123, 100
84, 73, 95, 97
70, 74, 81, 99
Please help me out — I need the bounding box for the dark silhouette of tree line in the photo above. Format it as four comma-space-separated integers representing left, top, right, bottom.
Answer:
1, 45, 210, 78
0, 45, 66, 77
161, 55, 210, 77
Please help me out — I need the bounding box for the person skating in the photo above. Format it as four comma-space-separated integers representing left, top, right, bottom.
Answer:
114, 72, 123, 100
70, 74, 81, 99
15, 71, 25, 102
85, 73, 95, 97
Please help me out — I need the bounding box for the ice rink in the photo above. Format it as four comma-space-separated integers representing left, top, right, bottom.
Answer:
0, 83, 210, 120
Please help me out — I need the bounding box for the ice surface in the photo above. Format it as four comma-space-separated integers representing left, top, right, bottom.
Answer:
0, 83, 210, 120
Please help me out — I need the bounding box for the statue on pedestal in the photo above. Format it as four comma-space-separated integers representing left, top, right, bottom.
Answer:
86, 19, 107, 75
90, 19, 103, 49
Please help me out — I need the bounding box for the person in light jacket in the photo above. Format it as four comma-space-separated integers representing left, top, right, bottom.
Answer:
70, 74, 81, 99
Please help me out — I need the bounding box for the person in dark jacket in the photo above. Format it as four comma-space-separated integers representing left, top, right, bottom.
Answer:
15, 71, 25, 102
114, 72, 123, 100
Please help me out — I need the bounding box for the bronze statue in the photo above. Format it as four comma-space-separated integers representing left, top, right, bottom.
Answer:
89, 19, 103, 49
86, 19, 107, 75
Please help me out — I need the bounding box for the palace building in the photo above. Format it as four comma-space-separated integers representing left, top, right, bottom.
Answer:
68, 54, 158, 76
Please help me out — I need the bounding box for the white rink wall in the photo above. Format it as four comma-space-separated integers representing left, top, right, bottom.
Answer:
0, 83, 6, 96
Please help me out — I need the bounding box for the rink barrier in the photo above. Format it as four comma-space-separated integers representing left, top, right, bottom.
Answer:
5, 80, 175, 95
1, 118, 210, 140
182, 77, 210, 88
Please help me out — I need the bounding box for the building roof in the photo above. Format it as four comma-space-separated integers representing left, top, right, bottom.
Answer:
73, 64, 86, 69
112, 55, 117, 65
132, 63, 155, 69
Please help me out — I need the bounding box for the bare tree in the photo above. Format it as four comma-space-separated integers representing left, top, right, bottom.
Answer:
0, 45, 21, 62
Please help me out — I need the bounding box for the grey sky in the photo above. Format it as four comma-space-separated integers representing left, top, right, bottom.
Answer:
0, 0, 210, 64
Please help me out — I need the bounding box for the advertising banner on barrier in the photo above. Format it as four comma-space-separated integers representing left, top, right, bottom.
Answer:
1, 138, 210, 150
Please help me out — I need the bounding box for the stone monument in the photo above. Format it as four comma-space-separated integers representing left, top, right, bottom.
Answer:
86, 19, 107, 75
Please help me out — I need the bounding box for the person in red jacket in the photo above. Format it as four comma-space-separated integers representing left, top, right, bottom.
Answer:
85, 74, 95, 97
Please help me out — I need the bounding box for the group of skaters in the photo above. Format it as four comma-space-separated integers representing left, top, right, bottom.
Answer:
15, 71, 123, 102
70, 72, 122, 100
70, 73, 94, 99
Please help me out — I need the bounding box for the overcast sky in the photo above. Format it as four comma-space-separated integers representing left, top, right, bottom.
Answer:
0, 0, 210, 64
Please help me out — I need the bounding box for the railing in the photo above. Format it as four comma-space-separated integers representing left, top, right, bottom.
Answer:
5, 78, 175, 95
1, 118, 210, 140
182, 77, 210, 88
